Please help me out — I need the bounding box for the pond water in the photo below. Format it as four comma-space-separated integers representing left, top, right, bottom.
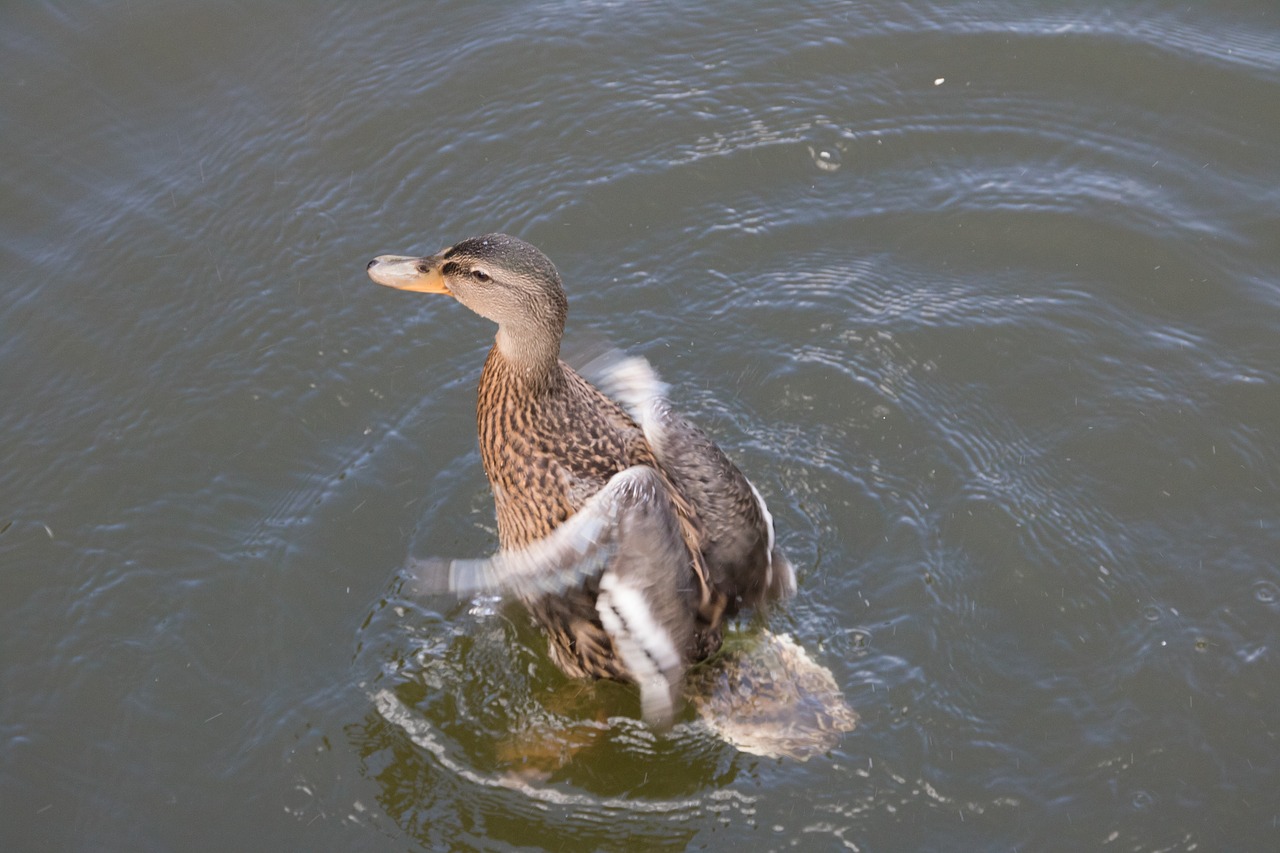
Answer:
2, 1, 1278, 850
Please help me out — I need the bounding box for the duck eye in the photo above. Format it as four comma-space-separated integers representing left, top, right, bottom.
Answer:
471, 268, 491, 282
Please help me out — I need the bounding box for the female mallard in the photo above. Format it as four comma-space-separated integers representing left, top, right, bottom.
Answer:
367, 233, 795, 727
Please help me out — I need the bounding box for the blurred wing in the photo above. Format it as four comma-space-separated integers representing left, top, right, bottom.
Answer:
573, 347, 669, 421
576, 349, 794, 609
401, 464, 698, 727
402, 503, 613, 599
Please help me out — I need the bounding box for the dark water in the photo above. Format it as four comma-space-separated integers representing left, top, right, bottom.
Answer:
3, 1, 1279, 850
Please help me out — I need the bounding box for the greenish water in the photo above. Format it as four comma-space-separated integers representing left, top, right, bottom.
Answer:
2, 2, 1278, 850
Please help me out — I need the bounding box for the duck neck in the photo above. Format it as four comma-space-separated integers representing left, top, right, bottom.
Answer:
491, 318, 563, 390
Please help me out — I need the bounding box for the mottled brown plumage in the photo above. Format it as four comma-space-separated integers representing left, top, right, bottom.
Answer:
475, 344, 725, 680
367, 233, 793, 726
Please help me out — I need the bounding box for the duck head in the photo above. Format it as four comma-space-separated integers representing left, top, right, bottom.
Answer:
368, 233, 568, 369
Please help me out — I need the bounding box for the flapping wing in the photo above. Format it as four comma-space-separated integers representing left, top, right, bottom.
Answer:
575, 349, 795, 610
401, 465, 699, 727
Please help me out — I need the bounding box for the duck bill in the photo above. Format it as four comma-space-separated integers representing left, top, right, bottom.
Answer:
367, 254, 450, 295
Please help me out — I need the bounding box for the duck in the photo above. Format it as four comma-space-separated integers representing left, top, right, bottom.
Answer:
367, 233, 795, 727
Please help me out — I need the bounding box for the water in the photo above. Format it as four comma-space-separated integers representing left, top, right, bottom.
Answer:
3, 1, 1278, 850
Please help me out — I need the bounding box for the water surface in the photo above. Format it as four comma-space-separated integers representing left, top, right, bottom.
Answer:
2, 1, 1279, 850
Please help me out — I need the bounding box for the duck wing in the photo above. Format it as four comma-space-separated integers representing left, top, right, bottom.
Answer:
403, 465, 700, 727
576, 350, 796, 613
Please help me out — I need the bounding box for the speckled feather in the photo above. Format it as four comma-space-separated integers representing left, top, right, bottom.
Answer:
476, 347, 725, 680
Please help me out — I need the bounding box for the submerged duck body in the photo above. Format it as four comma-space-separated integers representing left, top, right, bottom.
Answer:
368, 233, 794, 726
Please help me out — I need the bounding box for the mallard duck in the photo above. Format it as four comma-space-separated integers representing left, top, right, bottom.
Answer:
367, 233, 795, 727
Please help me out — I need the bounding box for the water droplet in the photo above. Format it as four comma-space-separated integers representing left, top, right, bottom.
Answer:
1254, 580, 1278, 604
807, 144, 843, 172
1141, 604, 1161, 621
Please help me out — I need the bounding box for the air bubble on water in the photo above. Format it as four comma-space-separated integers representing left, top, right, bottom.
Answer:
846, 627, 872, 653
806, 141, 845, 172
1131, 790, 1155, 810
